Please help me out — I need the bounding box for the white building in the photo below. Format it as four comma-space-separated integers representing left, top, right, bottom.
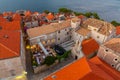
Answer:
82, 18, 116, 44
27, 17, 81, 46
97, 38, 120, 71
25, 20, 39, 28
72, 28, 91, 42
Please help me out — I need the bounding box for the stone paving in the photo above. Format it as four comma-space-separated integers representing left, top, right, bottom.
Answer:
31, 56, 75, 80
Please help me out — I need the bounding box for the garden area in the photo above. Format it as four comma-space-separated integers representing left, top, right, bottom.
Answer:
29, 44, 71, 73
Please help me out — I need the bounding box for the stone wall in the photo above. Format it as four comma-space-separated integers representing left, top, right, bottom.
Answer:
34, 60, 58, 74
0, 57, 24, 78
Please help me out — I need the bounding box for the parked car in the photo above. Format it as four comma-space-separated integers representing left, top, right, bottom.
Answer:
53, 45, 66, 55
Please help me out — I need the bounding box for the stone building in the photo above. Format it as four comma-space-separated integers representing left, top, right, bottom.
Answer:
97, 38, 120, 71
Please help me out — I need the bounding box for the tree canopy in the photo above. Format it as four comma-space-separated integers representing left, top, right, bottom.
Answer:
111, 20, 120, 26
58, 8, 73, 13
44, 10, 50, 14
43, 56, 56, 66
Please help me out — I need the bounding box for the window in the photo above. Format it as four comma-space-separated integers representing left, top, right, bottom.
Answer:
47, 40, 50, 44
42, 41, 46, 45
58, 30, 60, 33
115, 58, 118, 61
51, 39, 55, 43
97, 36, 99, 38
67, 32, 69, 35
58, 38, 60, 40
105, 49, 108, 52
65, 29, 67, 31
111, 64, 114, 67
94, 29, 96, 31
114, 58, 118, 62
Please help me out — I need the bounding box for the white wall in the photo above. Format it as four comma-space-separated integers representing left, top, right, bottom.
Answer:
73, 32, 84, 42
20, 31, 26, 70
25, 21, 39, 28
25, 22, 31, 27
32, 21, 39, 27
72, 31, 91, 42
71, 21, 80, 29
97, 46, 120, 71
56, 27, 71, 44
91, 31, 108, 44
88, 25, 99, 31
30, 32, 56, 46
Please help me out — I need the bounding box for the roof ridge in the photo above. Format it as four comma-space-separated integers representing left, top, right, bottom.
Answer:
0, 43, 19, 56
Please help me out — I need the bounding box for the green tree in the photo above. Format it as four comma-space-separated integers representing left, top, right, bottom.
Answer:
56, 50, 71, 62
43, 56, 56, 66
58, 8, 73, 14
44, 10, 50, 14
111, 20, 120, 26
74, 12, 84, 16
92, 12, 100, 19
84, 12, 93, 18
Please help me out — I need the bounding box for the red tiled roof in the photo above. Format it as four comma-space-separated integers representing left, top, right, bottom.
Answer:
34, 12, 39, 15
90, 56, 120, 80
0, 21, 21, 31
0, 16, 7, 22
12, 13, 21, 21
3, 12, 9, 17
25, 11, 32, 17
3, 12, 13, 17
116, 26, 120, 35
46, 13, 54, 20
104, 38, 120, 53
44, 57, 115, 80
78, 15, 85, 19
81, 38, 99, 56
0, 30, 21, 59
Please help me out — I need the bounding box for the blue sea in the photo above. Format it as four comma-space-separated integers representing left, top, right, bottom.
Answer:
0, 0, 120, 22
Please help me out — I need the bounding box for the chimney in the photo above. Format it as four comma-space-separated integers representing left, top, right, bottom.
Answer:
3, 35, 9, 39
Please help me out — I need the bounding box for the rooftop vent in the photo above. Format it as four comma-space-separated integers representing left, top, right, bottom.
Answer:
3, 35, 9, 39
51, 75, 57, 79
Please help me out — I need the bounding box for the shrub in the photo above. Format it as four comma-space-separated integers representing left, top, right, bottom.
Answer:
43, 56, 56, 66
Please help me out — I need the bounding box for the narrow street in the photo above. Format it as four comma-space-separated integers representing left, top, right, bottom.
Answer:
25, 49, 34, 80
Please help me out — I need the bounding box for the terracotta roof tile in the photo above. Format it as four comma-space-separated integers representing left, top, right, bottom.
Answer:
76, 28, 90, 36
27, 19, 71, 38
12, 13, 21, 21
0, 16, 7, 22
78, 15, 85, 19
83, 18, 115, 35
46, 13, 54, 20
81, 38, 99, 56
104, 38, 120, 53
3, 12, 13, 17
90, 56, 120, 80
25, 11, 32, 17
27, 17, 79, 38
71, 17, 80, 23
44, 57, 115, 80
116, 26, 120, 35
0, 30, 21, 59
0, 21, 21, 31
